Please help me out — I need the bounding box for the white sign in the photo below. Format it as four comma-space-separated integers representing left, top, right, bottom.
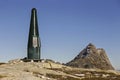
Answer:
33, 36, 38, 48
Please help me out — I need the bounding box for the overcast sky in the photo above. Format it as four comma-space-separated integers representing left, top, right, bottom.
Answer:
0, 0, 120, 69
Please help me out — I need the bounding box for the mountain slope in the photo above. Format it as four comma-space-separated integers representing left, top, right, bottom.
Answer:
66, 43, 114, 70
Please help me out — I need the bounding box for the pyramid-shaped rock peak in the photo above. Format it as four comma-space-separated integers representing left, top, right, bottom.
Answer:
87, 43, 95, 48
66, 43, 114, 70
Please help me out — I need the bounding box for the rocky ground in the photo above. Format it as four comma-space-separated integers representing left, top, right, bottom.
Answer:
0, 59, 120, 80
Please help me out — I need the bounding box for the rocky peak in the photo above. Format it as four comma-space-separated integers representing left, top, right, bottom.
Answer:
66, 43, 114, 70
87, 43, 96, 48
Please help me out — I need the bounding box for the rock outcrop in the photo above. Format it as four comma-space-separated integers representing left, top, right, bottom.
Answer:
0, 58, 120, 80
66, 43, 114, 70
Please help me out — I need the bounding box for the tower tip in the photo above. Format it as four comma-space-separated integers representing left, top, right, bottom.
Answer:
32, 8, 37, 11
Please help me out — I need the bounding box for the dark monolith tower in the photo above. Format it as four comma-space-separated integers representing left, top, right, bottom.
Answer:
27, 8, 41, 60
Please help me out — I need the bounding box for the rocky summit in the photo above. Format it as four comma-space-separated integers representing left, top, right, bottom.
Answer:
66, 43, 114, 70
0, 59, 120, 80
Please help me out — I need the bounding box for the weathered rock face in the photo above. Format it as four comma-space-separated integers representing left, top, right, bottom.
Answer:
66, 43, 114, 70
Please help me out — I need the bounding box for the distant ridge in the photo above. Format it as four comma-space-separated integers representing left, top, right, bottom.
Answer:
66, 43, 114, 70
